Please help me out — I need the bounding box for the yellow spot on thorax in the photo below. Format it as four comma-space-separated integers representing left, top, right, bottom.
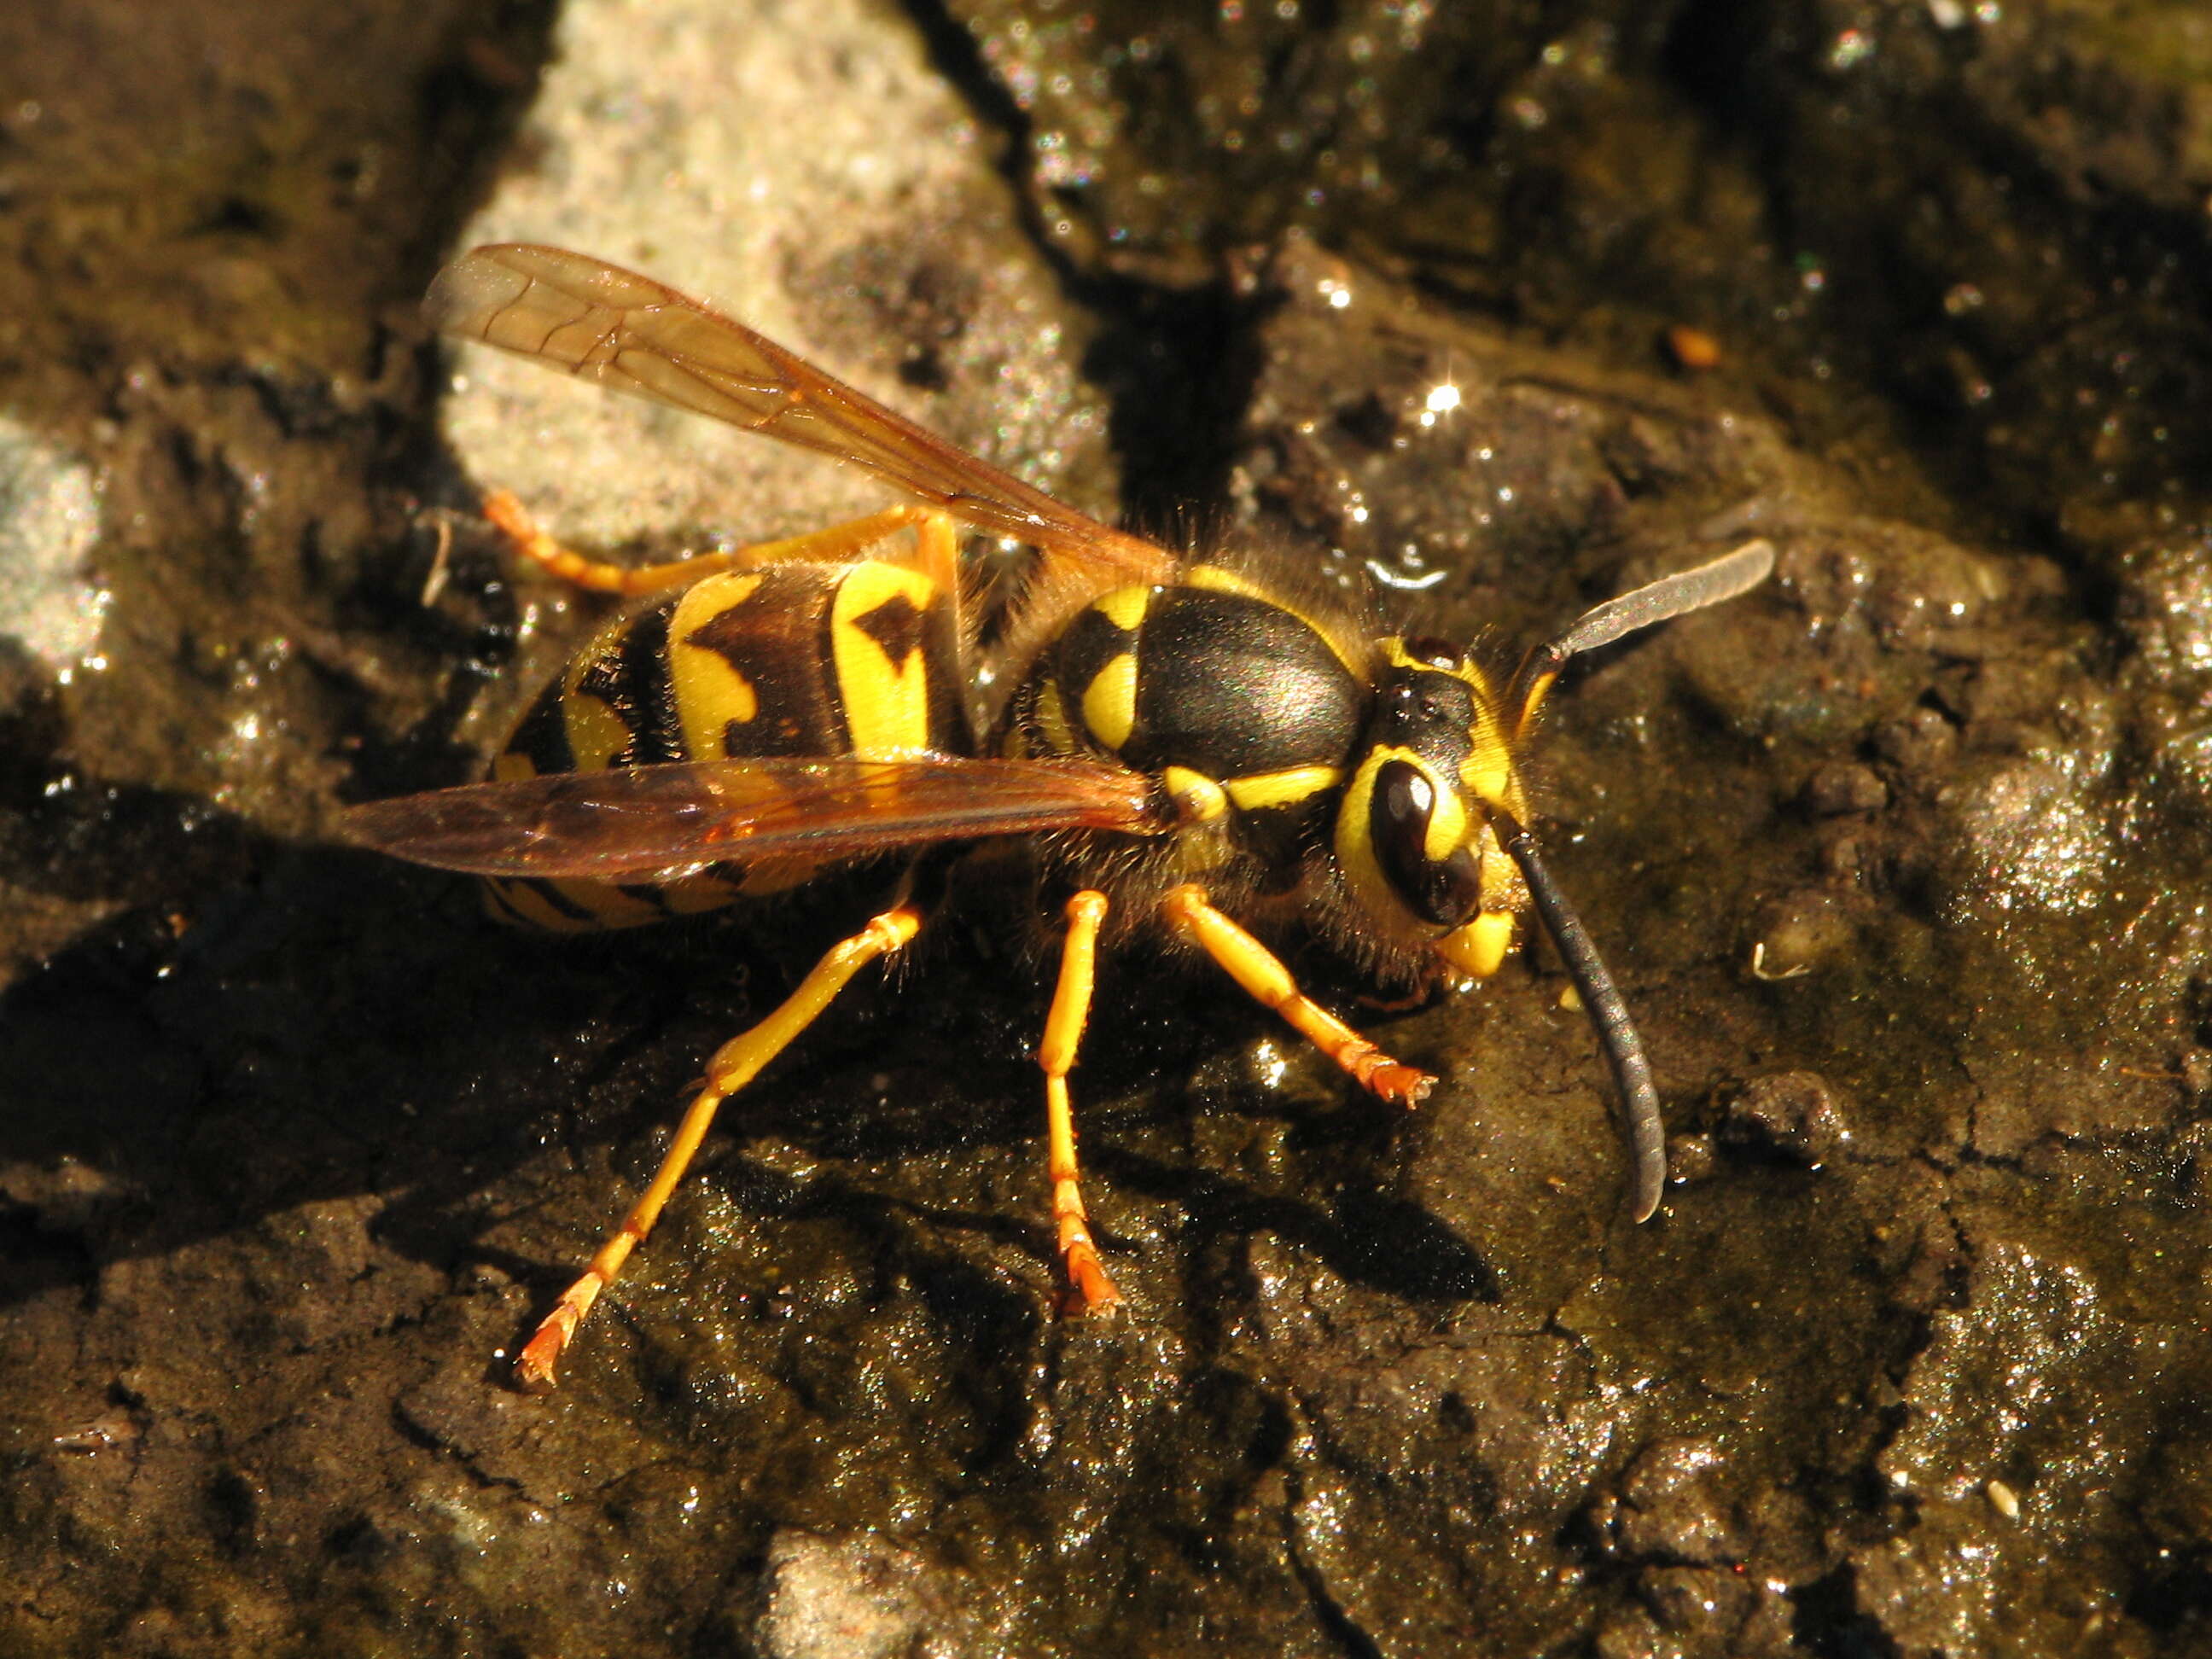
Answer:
1182, 565, 1269, 602
1162, 765, 1229, 823
1080, 651, 1139, 753
1091, 584, 1154, 631
1223, 764, 1341, 813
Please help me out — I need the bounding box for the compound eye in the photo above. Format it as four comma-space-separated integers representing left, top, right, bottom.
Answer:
1371, 758, 1484, 927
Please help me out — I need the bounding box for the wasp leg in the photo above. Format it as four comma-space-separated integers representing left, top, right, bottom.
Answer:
483, 489, 956, 597
514, 900, 925, 1391
1037, 889, 1123, 1314
1159, 884, 1435, 1107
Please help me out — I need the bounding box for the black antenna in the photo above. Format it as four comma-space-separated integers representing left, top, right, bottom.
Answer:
1492, 808, 1666, 1224
1508, 539, 1775, 740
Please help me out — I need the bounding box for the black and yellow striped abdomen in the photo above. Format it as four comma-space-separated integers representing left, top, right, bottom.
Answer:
486, 557, 968, 930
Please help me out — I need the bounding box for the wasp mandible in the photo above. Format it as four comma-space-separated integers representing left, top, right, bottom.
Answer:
350, 245, 1773, 1388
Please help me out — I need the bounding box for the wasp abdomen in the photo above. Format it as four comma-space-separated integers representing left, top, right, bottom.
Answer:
485, 556, 968, 930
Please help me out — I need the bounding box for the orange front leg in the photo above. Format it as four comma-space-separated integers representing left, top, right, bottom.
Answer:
1159, 884, 1434, 1107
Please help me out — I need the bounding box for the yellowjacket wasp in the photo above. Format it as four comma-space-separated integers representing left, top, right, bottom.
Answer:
349, 244, 1773, 1389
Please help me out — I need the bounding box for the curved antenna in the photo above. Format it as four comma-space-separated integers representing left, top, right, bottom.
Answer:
1491, 808, 1666, 1223
1508, 538, 1774, 741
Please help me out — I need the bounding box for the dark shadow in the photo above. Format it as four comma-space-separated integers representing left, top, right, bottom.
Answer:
1095, 1133, 1500, 1311
899, 0, 1279, 533
1790, 1565, 1906, 1659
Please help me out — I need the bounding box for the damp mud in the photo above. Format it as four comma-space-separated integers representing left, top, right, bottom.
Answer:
3, 2, 2211, 1655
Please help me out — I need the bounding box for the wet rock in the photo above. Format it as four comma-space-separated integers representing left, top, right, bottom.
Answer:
1804, 760, 1889, 817
752, 1529, 983, 1659
1664, 1132, 1718, 1186
1743, 889, 1860, 984
1639, 1563, 1759, 1639
1595, 1437, 1743, 1566
1930, 753, 2111, 926
1852, 1226, 2212, 1654
2116, 530, 2212, 685
1876, 703, 1961, 781
0, 416, 105, 678
1722, 1072, 1848, 1167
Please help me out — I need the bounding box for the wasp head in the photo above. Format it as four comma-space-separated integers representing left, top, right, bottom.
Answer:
1332, 636, 1531, 982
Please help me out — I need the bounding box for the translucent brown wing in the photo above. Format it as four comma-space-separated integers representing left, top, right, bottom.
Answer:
344, 754, 1167, 882
427, 243, 1174, 587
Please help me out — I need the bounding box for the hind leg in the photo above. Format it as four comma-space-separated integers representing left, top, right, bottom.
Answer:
515, 899, 925, 1390
484, 489, 957, 597
1036, 889, 1122, 1313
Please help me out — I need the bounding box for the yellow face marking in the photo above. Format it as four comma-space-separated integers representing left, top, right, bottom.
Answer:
1515, 667, 1564, 736
831, 562, 940, 757
1421, 766, 1470, 864
1435, 911, 1515, 979
1334, 745, 1477, 934
492, 751, 538, 783
1379, 638, 1458, 676
1377, 639, 1522, 814
669, 571, 767, 762
1223, 763, 1342, 813
1461, 748, 1516, 814
1162, 765, 1229, 824
1476, 826, 1524, 914
1460, 692, 1521, 814
1080, 650, 1139, 754
1333, 749, 1395, 925
1091, 584, 1153, 632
